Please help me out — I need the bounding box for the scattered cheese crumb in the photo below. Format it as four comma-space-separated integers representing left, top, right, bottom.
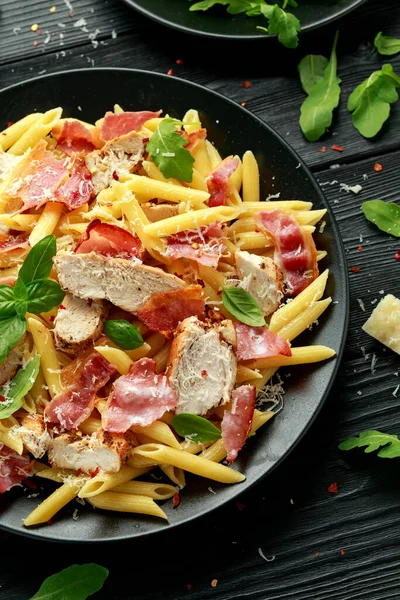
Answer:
339, 183, 363, 194
258, 548, 275, 562
211, 579, 218, 587
357, 298, 365, 312
31, 23, 39, 32
50, 5, 57, 12
363, 294, 400, 355
393, 385, 399, 397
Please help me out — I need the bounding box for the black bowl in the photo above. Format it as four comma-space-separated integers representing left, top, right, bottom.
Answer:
0, 68, 349, 542
122, 0, 367, 40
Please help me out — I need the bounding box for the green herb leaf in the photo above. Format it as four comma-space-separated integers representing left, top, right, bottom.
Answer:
172, 413, 222, 443
298, 54, 329, 95
374, 32, 400, 56
267, 4, 300, 49
18, 234, 56, 285
0, 355, 40, 419
348, 64, 400, 138
30, 563, 109, 600
13, 278, 28, 302
339, 430, 400, 458
0, 285, 18, 317
190, 0, 229, 10
362, 200, 400, 237
299, 31, 341, 141
146, 118, 194, 183
0, 314, 26, 366
26, 280, 66, 314
104, 319, 144, 350
222, 287, 265, 327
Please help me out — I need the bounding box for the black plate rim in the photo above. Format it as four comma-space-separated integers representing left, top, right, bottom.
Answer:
0, 68, 349, 543
121, 0, 368, 40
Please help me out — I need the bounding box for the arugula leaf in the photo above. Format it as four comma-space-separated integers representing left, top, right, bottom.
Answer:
348, 64, 400, 138
172, 414, 222, 443
104, 319, 144, 350
146, 119, 194, 183
0, 285, 18, 317
298, 54, 329, 95
26, 280, 66, 314
30, 563, 109, 600
18, 234, 56, 285
0, 315, 26, 366
362, 200, 400, 237
0, 355, 40, 419
299, 31, 341, 141
267, 4, 300, 49
374, 32, 400, 56
339, 430, 400, 458
222, 287, 265, 327
190, 0, 229, 10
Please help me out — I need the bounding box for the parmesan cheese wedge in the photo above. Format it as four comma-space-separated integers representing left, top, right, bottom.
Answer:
362, 294, 400, 354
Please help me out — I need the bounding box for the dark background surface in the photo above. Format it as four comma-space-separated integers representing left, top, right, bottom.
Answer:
0, 0, 399, 598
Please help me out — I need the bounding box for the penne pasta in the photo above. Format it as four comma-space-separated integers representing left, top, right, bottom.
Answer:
245, 345, 336, 369
242, 150, 260, 203
88, 492, 167, 519
8, 107, 63, 155
29, 202, 64, 246
24, 482, 80, 526
79, 465, 150, 498
27, 317, 63, 397
0, 113, 43, 151
113, 481, 177, 500
121, 174, 210, 207
143, 205, 241, 238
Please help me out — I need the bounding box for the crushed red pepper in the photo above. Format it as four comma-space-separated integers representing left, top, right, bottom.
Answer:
332, 144, 344, 152
186, 584, 193, 590
167, 69, 174, 76
395, 250, 400, 261
358, 246, 363, 252
242, 80, 252, 89
176, 58, 183, 65
315, 552, 320, 558
318, 146, 327, 153
374, 162, 383, 172
0, 395, 6, 403
7, 122, 14, 128
33, 41, 39, 47
172, 492, 181, 508
340, 550, 346, 556
351, 266, 360, 273
241, 101, 247, 107
328, 482, 338, 493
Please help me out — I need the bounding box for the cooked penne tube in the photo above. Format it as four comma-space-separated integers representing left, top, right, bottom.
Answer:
254, 367, 278, 391
79, 417, 101, 435
121, 174, 210, 206
235, 231, 272, 251
183, 109, 201, 133
9, 107, 63, 155
132, 443, 245, 483
87, 492, 167, 519
143, 205, 241, 238
242, 150, 260, 203
27, 317, 63, 397
145, 333, 167, 357
142, 160, 182, 186
79, 466, 150, 498
0, 113, 43, 150
94, 346, 133, 375
192, 140, 212, 177
152, 341, 172, 373
35, 467, 80, 483
24, 482, 80, 526
317, 250, 327, 261
0, 430, 23, 454
29, 202, 64, 246
0, 214, 38, 231
0, 416, 19, 432
131, 421, 181, 450
186, 168, 208, 192
160, 465, 186, 488
241, 200, 313, 215
205, 139, 222, 169
236, 365, 263, 383
229, 155, 243, 191
246, 345, 336, 369
198, 264, 226, 291
113, 481, 178, 500
278, 298, 332, 342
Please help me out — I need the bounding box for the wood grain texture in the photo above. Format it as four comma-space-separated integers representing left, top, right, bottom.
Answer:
0, 0, 400, 599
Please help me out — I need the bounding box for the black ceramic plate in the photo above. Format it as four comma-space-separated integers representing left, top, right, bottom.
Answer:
122, 0, 367, 40
0, 69, 348, 542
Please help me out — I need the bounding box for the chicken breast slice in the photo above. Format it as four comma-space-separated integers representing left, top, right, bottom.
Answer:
167, 316, 236, 415
54, 293, 107, 355
141, 202, 179, 222
53, 252, 186, 314
235, 250, 283, 316
85, 131, 144, 195
18, 414, 51, 459
0, 334, 27, 386
48, 429, 135, 474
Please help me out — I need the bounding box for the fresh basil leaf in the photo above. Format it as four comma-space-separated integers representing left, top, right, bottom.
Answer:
15, 301, 28, 319
13, 278, 28, 302
339, 430, 400, 458
26, 279, 66, 314
30, 563, 109, 600
267, 4, 300, 49
374, 32, 400, 56
18, 234, 56, 285
146, 118, 195, 183
172, 413, 222, 443
0, 355, 40, 419
0, 314, 26, 366
104, 319, 144, 350
299, 31, 341, 141
362, 200, 400, 237
222, 287, 265, 327
298, 54, 329, 95
0, 285, 18, 317
348, 64, 400, 138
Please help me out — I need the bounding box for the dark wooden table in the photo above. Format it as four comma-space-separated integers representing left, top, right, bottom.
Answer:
1, 1, 400, 598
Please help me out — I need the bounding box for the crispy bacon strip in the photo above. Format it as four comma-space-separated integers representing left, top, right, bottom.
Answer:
75, 219, 143, 260
136, 285, 205, 336
207, 156, 239, 207
166, 222, 226, 267
180, 128, 207, 152
45, 352, 116, 430
0, 232, 30, 254
221, 385, 256, 462
102, 358, 176, 432
100, 111, 161, 141
235, 323, 291, 362
0, 445, 34, 493
254, 209, 318, 296
55, 159, 94, 210
52, 120, 97, 156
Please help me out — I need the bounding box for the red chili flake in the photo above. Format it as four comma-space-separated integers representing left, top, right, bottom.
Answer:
201, 370, 208, 378
24, 479, 37, 490
33, 41, 39, 47
59, 304, 66, 310
374, 162, 383, 172
76, 469, 83, 476
318, 146, 327, 153
351, 266, 360, 273
90, 467, 100, 478
328, 482, 338, 494
7, 121, 14, 128
87, 298, 93, 308
235, 500, 246, 511
106, 202, 113, 207
46, 519, 53, 525
242, 80, 252, 89
240, 101, 247, 107
68, 11, 74, 17
50, 315, 55, 322
172, 492, 181, 508
340, 549, 346, 556
358, 245, 363, 252
112, 171, 119, 181
167, 69, 174, 76
176, 58, 183, 65
185, 584, 193, 590
395, 250, 400, 261
0, 395, 6, 403
315, 552, 320, 558
332, 144, 344, 152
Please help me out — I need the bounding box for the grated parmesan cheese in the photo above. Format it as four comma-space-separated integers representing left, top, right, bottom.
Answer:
363, 294, 400, 355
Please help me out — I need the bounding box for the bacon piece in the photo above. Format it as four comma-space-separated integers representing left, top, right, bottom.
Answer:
100, 111, 161, 141
0, 276, 16, 286
136, 285, 205, 336
207, 157, 239, 207
75, 219, 143, 260
180, 128, 207, 153
102, 358, 176, 432
55, 159, 93, 210
166, 222, 226, 267
254, 209, 318, 296
0, 232, 30, 254
45, 352, 116, 430
52, 120, 96, 156
235, 322, 291, 362
221, 385, 256, 462
0, 445, 34, 493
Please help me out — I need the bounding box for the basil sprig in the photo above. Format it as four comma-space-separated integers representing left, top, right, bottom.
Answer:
362, 200, 400, 237
31, 563, 109, 600
0, 355, 40, 419
222, 287, 265, 327
104, 319, 144, 350
172, 414, 222, 443
0, 235, 65, 365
